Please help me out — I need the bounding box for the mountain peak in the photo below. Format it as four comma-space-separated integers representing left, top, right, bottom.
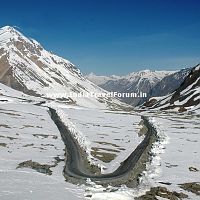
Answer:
0, 25, 24, 45
0, 26, 127, 109
0, 25, 45, 57
1, 25, 15, 30
87, 72, 96, 76
0, 25, 21, 35
140, 69, 151, 73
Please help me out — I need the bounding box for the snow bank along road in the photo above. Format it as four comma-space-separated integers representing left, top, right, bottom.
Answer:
49, 107, 157, 186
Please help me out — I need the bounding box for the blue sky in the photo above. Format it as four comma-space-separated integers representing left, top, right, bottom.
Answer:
0, 0, 200, 75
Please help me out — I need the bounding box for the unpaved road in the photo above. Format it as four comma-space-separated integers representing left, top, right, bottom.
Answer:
49, 107, 157, 185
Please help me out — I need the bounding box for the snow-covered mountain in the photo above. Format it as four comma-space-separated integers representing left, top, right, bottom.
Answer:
0, 26, 128, 109
143, 64, 200, 113
0, 81, 41, 103
86, 70, 175, 106
151, 68, 191, 97
85, 72, 120, 85
0, 26, 199, 199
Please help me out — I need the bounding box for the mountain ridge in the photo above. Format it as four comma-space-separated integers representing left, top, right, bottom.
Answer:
0, 26, 129, 109
143, 64, 200, 113
86, 69, 176, 106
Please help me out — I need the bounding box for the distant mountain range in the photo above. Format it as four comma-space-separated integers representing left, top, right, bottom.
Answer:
86, 73, 121, 85
0, 26, 198, 112
86, 69, 191, 106
0, 26, 128, 110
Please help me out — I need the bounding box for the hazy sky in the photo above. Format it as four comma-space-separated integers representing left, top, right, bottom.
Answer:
1, 0, 200, 75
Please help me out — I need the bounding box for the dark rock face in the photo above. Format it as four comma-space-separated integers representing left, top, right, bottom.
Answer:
143, 64, 200, 111
170, 65, 200, 105
17, 160, 53, 175
135, 186, 188, 200
100, 78, 152, 106
163, 65, 200, 110
151, 68, 191, 97
179, 182, 200, 196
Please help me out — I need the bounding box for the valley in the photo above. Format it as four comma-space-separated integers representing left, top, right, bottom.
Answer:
0, 26, 199, 200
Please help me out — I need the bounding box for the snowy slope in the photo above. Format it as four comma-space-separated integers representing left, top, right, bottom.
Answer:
0, 26, 128, 109
0, 82, 43, 103
151, 68, 191, 97
0, 85, 137, 200
143, 64, 200, 113
124, 70, 175, 84
0, 102, 85, 200
87, 112, 200, 200
136, 112, 200, 200
0, 89, 140, 200
50, 104, 143, 173
1, 25, 199, 200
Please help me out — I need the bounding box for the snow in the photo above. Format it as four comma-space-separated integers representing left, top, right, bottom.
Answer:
0, 26, 32, 48
174, 86, 199, 106
0, 26, 126, 109
137, 111, 200, 199
55, 108, 92, 160
140, 116, 169, 181
0, 89, 142, 200
0, 82, 141, 199
1, 85, 200, 199
1, 26, 199, 200
125, 70, 176, 85
195, 64, 200, 71
0, 82, 42, 103
46, 102, 143, 173
0, 102, 84, 200
86, 70, 176, 87
180, 76, 200, 96
0, 171, 84, 200
85, 182, 135, 200
144, 64, 200, 113
85, 73, 120, 85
